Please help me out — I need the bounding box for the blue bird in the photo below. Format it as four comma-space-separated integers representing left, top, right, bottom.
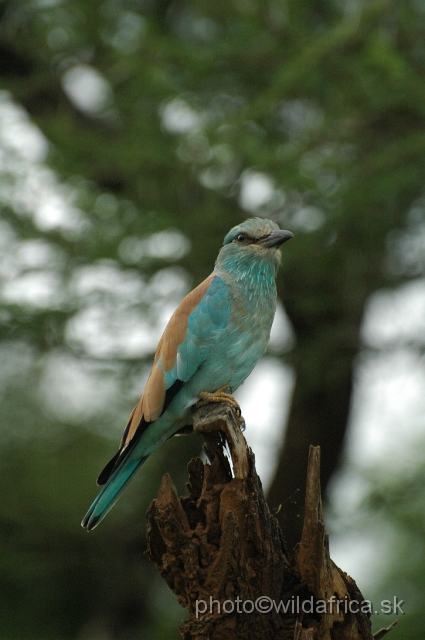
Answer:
82, 218, 293, 530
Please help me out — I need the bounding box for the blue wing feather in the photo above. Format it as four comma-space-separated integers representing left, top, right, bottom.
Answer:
162, 276, 230, 386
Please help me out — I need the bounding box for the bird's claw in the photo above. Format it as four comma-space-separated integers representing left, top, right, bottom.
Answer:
196, 385, 245, 428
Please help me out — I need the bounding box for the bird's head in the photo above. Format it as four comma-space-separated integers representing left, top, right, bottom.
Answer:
216, 218, 294, 278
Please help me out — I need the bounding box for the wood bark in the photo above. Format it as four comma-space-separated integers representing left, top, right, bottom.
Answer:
147, 403, 393, 640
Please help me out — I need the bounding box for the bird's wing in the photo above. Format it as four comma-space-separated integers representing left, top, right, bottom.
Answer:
96, 273, 230, 485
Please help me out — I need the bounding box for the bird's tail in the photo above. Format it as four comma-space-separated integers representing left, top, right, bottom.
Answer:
81, 454, 148, 531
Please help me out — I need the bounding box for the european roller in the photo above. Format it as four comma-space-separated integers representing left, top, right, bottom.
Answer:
82, 218, 293, 530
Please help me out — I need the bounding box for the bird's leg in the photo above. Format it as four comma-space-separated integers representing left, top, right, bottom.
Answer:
197, 384, 239, 412
196, 385, 245, 429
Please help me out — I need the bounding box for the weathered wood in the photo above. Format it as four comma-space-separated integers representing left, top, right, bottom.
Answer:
147, 403, 388, 639
295, 446, 373, 640
372, 621, 398, 639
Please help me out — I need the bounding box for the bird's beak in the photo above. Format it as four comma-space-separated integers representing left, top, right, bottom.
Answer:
259, 229, 294, 248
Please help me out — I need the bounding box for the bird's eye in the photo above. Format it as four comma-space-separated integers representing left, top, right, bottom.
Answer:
235, 233, 246, 242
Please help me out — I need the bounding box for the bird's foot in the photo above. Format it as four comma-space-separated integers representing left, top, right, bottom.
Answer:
197, 385, 240, 412
197, 385, 245, 429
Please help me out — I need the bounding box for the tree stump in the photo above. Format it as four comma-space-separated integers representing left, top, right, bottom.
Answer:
147, 403, 394, 640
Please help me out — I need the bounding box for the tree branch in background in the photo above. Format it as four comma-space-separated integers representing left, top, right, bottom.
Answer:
147, 404, 380, 640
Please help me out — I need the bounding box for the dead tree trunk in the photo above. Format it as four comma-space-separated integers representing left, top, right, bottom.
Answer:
147, 403, 395, 640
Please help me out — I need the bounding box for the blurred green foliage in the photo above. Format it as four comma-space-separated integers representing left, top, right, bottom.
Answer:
371, 473, 425, 637
1, 0, 425, 637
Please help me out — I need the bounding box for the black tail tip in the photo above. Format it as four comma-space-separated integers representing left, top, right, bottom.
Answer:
81, 513, 95, 530
81, 514, 100, 531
